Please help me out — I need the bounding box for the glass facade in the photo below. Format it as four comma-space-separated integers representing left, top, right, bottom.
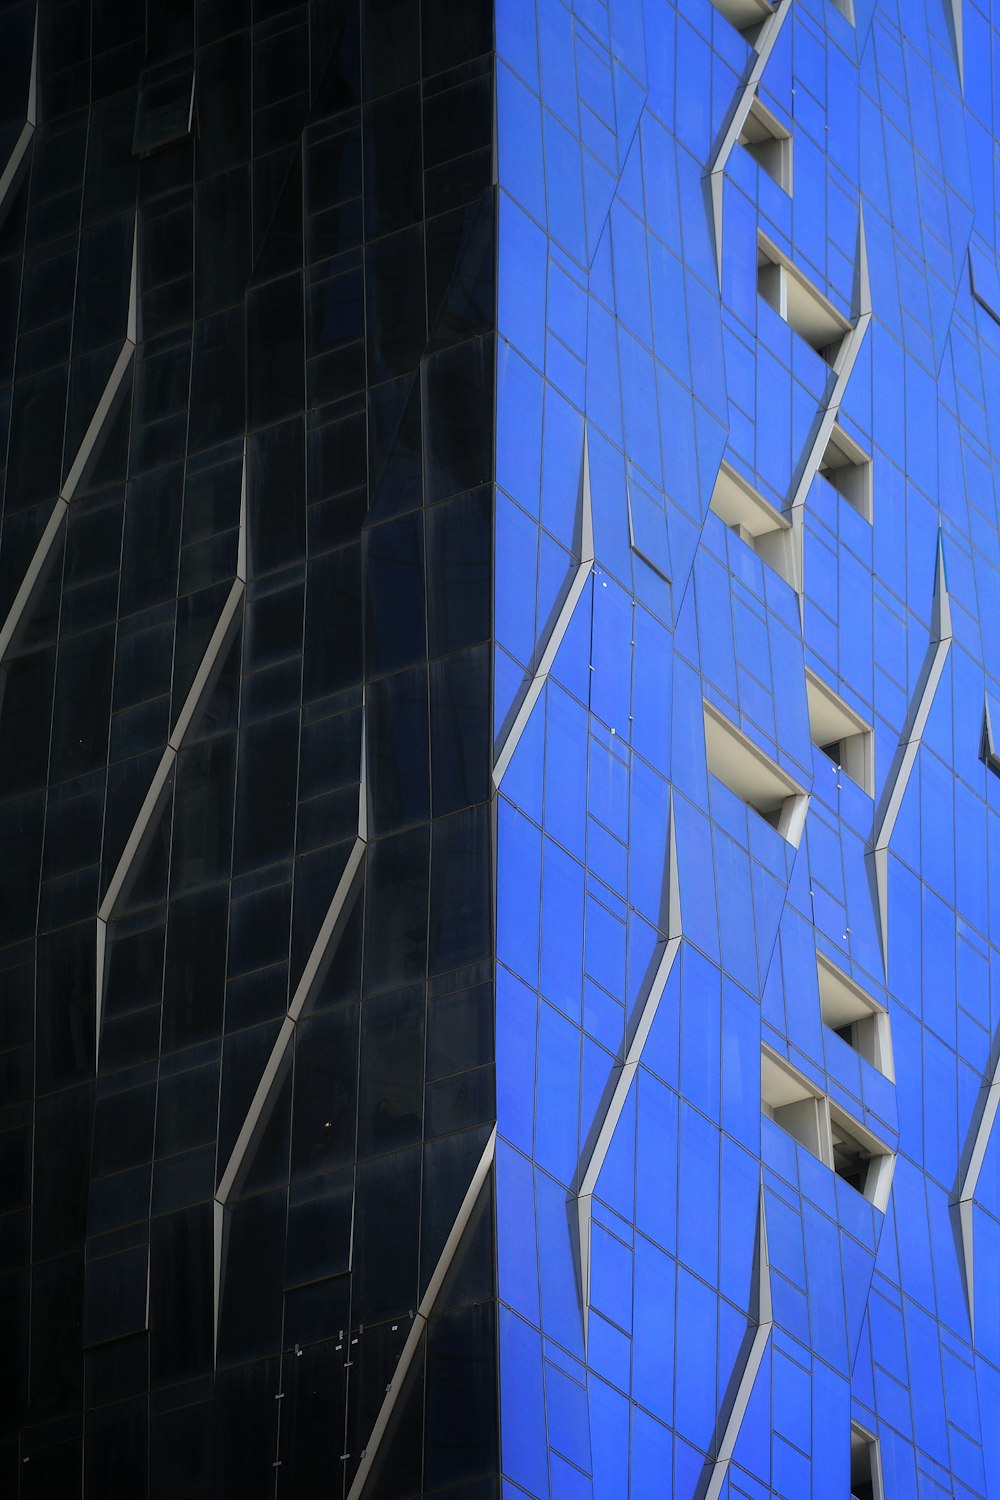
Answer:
3, 0, 1000, 1497
493, 0, 1000, 1497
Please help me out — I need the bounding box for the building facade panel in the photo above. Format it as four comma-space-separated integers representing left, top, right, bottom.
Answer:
4, 0, 1000, 1497
494, 0, 1000, 1497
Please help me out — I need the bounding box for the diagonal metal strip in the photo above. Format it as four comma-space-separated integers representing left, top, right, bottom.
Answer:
95, 452, 248, 1064
788, 207, 872, 596
702, 1189, 772, 1500
708, 0, 792, 276
575, 799, 680, 1346
0, 4, 37, 230
0, 225, 139, 665
493, 433, 594, 789
212, 713, 368, 1351
345, 1127, 497, 1500
954, 1034, 1000, 1334
870, 534, 952, 968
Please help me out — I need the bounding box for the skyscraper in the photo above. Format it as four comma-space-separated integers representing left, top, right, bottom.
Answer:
2, 0, 1000, 1496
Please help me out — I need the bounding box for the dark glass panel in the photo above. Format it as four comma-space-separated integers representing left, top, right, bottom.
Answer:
357, 985, 425, 1157
149, 1400, 212, 1500
246, 272, 304, 427
92, 1083, 156, 1176
276, 1335, 348, 1490
368, 372, 422, 522
430, 644, 490, 815
83, 1246, 148, 1346
233, 711, 298, 873
423, 70, 491, 174
29, 1252, 85, 1418
368, 665, 429, 834
425, 1064, 494, 1138
290, 1005, 360, 1181
133, 64, 194, 155
362, 0, 421, 98
426, 983, 492, 1082
49, 625, 116, 782
227, 879, 292, 979
351, 1147, 420, 1322
421, 0, 492, 76
196, 34, 250, 178
104, 921, 164, 1019
422, 336, 493, 503
161, 886, 229, 1051
188, 306, 246, 451
36, 925, 95, 1094
366, 223, 425, 380
0, 1125, 30, 1213
119, 465, 183, 614
426, 194, 494, 349
425, 488, 490, 655
364, 825, 429, 992
365, 512, 425, 676
429, 803, 491, 975
424, 1301, 498, 1489
246, 415, 305, 577
155, 1063, 220, 1158
149, 1204, 213, 1386
282, 1274, 350, 1349
216, 1189, 285, 1365
0, 648, 55, 796
213, 1356, 281, 1496
345, 1318, 420, 1492
195, 166, 252, 315
303, 544, 363, 699
285, 1172, 353, 1287
364, 86, 422, 238
83, 1331, 147, 1410
169, 735, 237, 895
75, 213, 134, 352
0, 794, 44, 947
151, 1141, 216, 1216
4, 366, 67, 512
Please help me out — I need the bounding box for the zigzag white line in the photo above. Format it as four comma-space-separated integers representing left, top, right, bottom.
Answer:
576, 799, 680, 1347
0, 5, 36, 228
870, 534, 952, 966
492, 434, 594, 789
344, 1128, 496, 1500
95, 448, 247, 1064
212, 716, 368, 1350
955, 1038, 1000, 1335
703, 1189, 772, 1500
708, 0, 792, 276
0, 225, 138, 664
788, 207, 872, 594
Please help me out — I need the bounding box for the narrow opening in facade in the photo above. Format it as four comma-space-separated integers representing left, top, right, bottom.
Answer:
757, 234, 852, 364
704, 702, 808, 845
830, 1103, 894, 1208
739, 97, 792, 192
709, 462, 793, 584
805, 670, 873, 794
850, 1423, 882, 1500
818, 423, 872, 521
817, 955, 893, 1079
832, 0, 857, 24
761, 1047, 894, 1209
711, 0, 775, 38
761, 1049, 830, 1162
829, 1110, 876, 1194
